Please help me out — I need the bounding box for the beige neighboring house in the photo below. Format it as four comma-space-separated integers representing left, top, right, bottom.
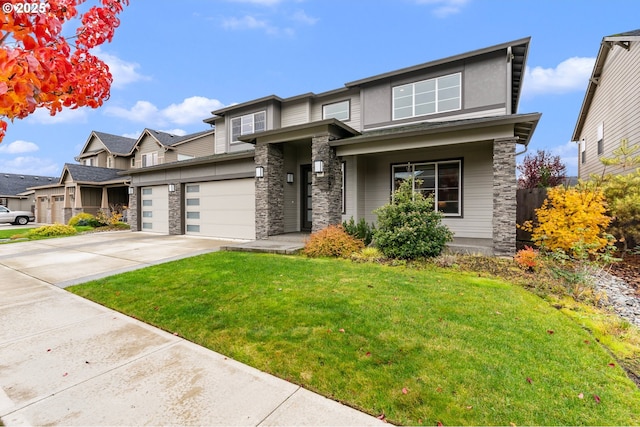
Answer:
0, 173, 57, 213
573, 29, 640, 179
30, 129, 215, 224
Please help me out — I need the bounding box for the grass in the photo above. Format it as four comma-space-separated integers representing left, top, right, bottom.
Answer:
0, 225, 118, 243
0, 227, 35, 239
68, 252, 640, 426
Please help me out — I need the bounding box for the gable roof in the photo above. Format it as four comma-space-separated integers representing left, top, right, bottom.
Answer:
1, 172, 58, 196
572, 29, 640, 140
62, 163, 128, 184
77, 131, 137, 159
138, 129, 214, 149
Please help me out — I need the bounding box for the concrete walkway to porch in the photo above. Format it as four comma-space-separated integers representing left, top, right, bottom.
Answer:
221, 233, 309, 255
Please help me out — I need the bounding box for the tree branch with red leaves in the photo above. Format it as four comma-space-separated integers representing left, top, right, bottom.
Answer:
0, 0, 130, 141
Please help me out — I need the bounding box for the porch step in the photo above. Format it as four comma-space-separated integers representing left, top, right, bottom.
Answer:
221, 238, 306, 255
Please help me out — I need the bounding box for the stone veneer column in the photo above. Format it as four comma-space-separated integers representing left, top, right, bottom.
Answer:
168, 184, 183, 235
311, 135, 342, 232
128, 188, 139, 231
492, 137, 518, 257
255, 141, 285, 239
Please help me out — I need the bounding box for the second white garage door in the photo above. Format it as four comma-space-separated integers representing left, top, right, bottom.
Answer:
185, 179, 255, 240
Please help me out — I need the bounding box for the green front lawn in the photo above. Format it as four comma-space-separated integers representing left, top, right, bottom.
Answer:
68, 252, 640, 426
0, 227, 35, 239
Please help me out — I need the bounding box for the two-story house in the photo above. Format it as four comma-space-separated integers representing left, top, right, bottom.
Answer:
30, 129, 214, 224
127, 37, 540, 256
573, 29, 640, 179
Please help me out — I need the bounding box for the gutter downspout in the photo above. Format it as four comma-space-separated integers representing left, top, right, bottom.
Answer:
506, 46, 513, 115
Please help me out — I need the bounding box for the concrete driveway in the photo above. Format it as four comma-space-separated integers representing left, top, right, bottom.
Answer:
0, 231, 383, 426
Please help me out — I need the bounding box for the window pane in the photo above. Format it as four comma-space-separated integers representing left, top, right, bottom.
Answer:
142, 211, 152, 218
186, 211, 200, 219
438, 98, 460, 112
186, 224, 200, 232
414, 164, 435, 190
142, 188, 152, 195
415, 102, 436, 116
241, 115, 253, 135
186, 185, 200, 193
231, 117, 241, 141
438, 163, 459, 188
394, 106, 413, 120
142, 222, 152, 229
323, 101, 349, 121
254, 112, 266, 132
393, 165, 413, 191
142, 200, 152, 206
186, 198, 200, 206
438, 74, 460, 89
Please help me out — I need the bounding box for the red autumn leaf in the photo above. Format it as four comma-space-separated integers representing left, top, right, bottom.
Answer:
402, 387, 408, 394
608, 363, 616, 367
62, 372, 68, 377
377, 414, 385, 421
526, 377, 533, 384
365, 352, 371, 357
593, 394, 601, 403
546, 330, 555, 335
584, 340, 590, 344
437, 422, 443, 426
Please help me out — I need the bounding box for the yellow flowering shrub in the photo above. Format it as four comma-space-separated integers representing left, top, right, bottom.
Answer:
520, 184, 614, 256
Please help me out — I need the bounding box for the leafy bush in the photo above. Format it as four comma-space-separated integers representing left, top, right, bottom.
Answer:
600, 170, 640, 252
514, 246, 539, 272
68, 212, 102, 227
28, 224, 77, 238
520, 183, 614, 257
303, 225, 364, 258
96, 210, 123, 226
373, 178, 453, 259
351, 247, 384, 263
342, 217, 376, 246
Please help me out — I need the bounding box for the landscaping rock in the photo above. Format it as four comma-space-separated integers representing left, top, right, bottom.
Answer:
590, 268, 640, 328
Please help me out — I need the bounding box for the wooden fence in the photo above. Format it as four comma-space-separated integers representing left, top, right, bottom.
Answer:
516, 187, 548, 248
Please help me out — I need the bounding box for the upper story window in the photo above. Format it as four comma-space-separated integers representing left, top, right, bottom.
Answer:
231, 111, 266, 143
142, 152, 158, 167
107, 157, 112, 168
393, 73, 461, 120
323, 100, 350, 121
597, 122, 604, 155
83, 158, 94, 166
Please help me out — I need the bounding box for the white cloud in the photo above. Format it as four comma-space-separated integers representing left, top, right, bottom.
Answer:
416, 0, 470, 17
159, 129, 188, 136
291, 10, 318, 25
92, 47, 151, 89
523, 57, 595, 97
0, 156, 60, 176
550, 140, 579, 177
222, 15, 292, 35
105, 96, 225, 127
122, 131, 142, 139
27, 107, 88, 125
162, 97, 225, 125
0, 140, 39, 154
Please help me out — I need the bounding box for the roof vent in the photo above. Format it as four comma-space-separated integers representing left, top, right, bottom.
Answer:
20, 176, 24, 179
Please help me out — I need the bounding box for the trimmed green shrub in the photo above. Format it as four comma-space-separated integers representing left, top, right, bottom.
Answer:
342, 217, 376, 246
28, 224, 77, 238
68, 212, 100, 227
373, 178, 453, 259
303, 225, 365, 258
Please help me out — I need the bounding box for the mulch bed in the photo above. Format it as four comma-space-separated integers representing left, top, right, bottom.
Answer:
609, 253, 640, 294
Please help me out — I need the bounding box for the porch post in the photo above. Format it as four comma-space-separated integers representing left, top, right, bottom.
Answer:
492, 137, 518, 257
128, 187, 139, 231
101, 187, 109, 210
255, 141, 284, 239
311, 135, 342, 232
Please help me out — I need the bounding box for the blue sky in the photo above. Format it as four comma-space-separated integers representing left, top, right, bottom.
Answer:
1, 0, 639, 177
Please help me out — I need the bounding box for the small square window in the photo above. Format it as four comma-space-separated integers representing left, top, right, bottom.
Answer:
186, 185, 200, 193
186, 211, 200, 219
186, 198, 200, 206
142, 200, 152, 206
186, 224, 200, 232
142, 222, 152, 229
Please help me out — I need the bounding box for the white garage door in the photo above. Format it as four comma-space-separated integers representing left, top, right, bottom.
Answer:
140, 186, 169, 234
185, 179, 255, 240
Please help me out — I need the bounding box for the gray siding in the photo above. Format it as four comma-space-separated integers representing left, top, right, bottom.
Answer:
310, 91, 362, 131
134, 136, 164, 168
174, 134, 215, 160
578, 42, 640, 178
347, 141, 493, 239
281, 99, 310, 127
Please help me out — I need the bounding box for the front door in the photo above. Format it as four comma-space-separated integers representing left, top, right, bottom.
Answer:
301, 164, 312, 231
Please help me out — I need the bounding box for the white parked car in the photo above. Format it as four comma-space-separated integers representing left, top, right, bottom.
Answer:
0, 206, 36, 225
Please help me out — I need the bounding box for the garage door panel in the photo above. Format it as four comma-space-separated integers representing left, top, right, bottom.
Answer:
185, 179, 255, 240
141, 186, 168, 234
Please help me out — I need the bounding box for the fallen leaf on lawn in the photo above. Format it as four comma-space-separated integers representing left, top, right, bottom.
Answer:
62, 372, 68, 377
365, 352, 371, 357
436, 387, 443, 393
437, 422, 443, 426
466, 406, 473, 410
495, 311, 502, 315
339, 328, 345, 333
327, 329, 332, 333
584, 340, 590, 344
546, 330, 554, 334
526, 377, 533, 384
593, 394, 601, 403
510, 423, 516, 427
608, 363, 616, 367
578, 393, 584, 399
377, 414, 385, 420
402, 387, 408, 394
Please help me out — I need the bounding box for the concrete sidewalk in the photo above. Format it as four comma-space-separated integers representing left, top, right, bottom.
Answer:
0, 231, 384, 426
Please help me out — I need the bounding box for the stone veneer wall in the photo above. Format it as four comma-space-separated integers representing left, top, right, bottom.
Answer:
311, 135, 342, 232
255, 141, 285, 239
168, 184, 183, 235
492, 137, 517, 257
128, 189, 139, 231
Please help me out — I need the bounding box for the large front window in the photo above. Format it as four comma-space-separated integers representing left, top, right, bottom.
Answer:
231, 111, 266, 143
392, 160, 461, 216
393, 73, 461, 120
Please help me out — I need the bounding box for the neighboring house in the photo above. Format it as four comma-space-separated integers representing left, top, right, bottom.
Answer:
572, 29, 640, 179
127, 37, 540, 256
30, 129, 215, 224
0, 173, 57, 213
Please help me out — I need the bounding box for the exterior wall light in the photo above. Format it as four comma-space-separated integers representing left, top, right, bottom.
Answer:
128, 187, 134, 195
286, 172, 294, 184
255, 166, 264, 178
313, 160, 324, 174
168, 184, 176, 192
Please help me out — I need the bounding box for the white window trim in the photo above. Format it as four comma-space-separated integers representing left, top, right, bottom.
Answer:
230, 111, 266, 144
391, 160, 462, 217
392, 72, 461, 120
141, 152, 159, 167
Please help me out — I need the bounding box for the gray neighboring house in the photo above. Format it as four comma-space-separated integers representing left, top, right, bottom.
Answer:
0, 173, 58, 213
127, 37, 541, 256
573, 29, 640, 179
